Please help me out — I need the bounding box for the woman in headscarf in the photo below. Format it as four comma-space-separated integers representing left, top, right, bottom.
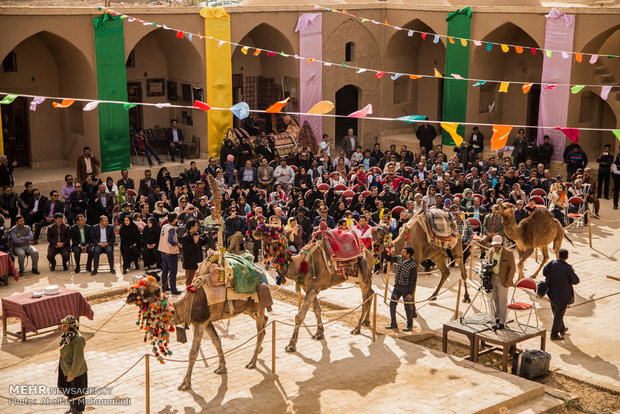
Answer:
400, 184, 414, 205
196, 197, 210, 218
331, 200, 347, 223
220, 138, 237, 167
368, 173, 383, 191
460, 188, 475, 209
306, 185, 322, 209
104, 176, 118, 198
221, 191, 232, 212
349, 193, 363, 213
335, 157, 349, 178
152, 201, 169, 222
316, 170, 331, 186
246, 183, 260, 206
231, 185, 244, 203
157, 167, 174, 195
119, 216, 140, 274
58, 315, 87, 414
142, 217, 161, 269
237, 195, 251, 217
294, 166, 312, 190
284, 217, 303, 254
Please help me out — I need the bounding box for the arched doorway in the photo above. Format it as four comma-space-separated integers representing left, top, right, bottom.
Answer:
0, 31, 95, 167
335, 85, 359, 151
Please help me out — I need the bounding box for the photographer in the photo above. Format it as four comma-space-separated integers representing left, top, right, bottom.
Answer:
382, 246, 417, 332
486, 235, 516, 330
181, 219, 207, 286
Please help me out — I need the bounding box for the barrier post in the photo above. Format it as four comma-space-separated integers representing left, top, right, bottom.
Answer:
454, 279, 462, 320
469, 244, 475, 280
588, 210, 592, 248
145, 354, 150, 414
271, 321, 276, 373
384, 263, 390, 304
372, 293, 377, 343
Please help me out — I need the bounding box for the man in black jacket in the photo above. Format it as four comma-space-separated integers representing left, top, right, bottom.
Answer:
165, 119, 185, 163
91, 215, 116, 276
88, 184, 113, 225
596, 144, 614, 199
416, 122, 437, 154
542, 249, 580, 340
33, 190, 65, 243
225, 209, 247, 254
468, 127, 484, 156
0, 186, 25, 227
181, 219, 207, 285
47, 213, 71, 271
139, 170, 157, 198
68, 183, 89, 225
383, 246, 418, 331
24, 189, 47, 227
70, 214, 93, 273
248, 207, 265, 262
116, 169, 135, 190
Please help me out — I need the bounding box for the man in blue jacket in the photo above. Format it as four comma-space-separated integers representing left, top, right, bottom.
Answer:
542, 249, 580, 340
313, 207, 336, 229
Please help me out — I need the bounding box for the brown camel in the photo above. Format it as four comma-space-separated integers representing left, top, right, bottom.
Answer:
494, 202, 570, 279
373, 215, 471, 315
126, 274, 268, 391
253, 227, 374, 352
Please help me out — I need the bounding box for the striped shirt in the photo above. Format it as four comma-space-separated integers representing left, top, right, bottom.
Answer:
392, 256, 417, 290
457, 219, 473, 245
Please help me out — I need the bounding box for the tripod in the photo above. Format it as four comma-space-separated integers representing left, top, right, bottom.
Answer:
460, 278, 497, 330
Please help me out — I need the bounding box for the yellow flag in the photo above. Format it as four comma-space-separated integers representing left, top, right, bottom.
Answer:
501, 44, 509, 53
307, 100, 334, 114
460, 38, 467, 47
499, 82, 509, 93
440, 122, 463, 146
434, 68, 443, 78
241, 46, 249, 55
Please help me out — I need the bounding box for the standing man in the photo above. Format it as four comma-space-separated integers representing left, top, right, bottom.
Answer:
0, 156, 17, 187
542, 249, 580, 340
596, 144, 613, 200
117, 169, 135, 191
76, 146, 100, 184
342, 128, 358, 158
158, 212, 181, 294
58, 315, 88, 414
71, 214, 93, 273
47, 213, 71, 271
382, 246, 418, 331
90, 215, 115, 276
33, 190, 65, 244
468, 127, 485, 156
9, 215, 40, 276
613, 144, 620, 210
511, 129, 527, 166
181, 219, 206, 286
416, 122, 437, 154
486, 235, 516, 330
166, 119, 185, 163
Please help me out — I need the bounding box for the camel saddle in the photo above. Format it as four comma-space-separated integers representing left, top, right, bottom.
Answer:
412, 208, 459, 250
314, 225, 363, 262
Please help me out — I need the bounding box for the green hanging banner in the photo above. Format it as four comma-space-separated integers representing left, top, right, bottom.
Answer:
93, 13, 130, 172
441, 7, 472, 146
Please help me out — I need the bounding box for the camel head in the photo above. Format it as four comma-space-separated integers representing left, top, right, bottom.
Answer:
371, 223, 391, 254
493, 202, 516, 218
126, 275, 161, 305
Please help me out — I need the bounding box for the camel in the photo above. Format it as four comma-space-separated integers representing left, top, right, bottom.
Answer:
126, 273, 268, 391
253, 226, 374, 352
494, 202, 571, 279
372, 214, 470, 316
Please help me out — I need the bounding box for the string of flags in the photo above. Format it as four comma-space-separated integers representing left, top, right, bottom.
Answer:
3, 92, 619, 145
313, 5, 620, 62
100, 8, 615, 97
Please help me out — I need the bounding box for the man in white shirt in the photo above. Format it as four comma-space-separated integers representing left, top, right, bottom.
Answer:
352, 216, 372, 249
165, 119, 186, 163
273, 159, 295, 193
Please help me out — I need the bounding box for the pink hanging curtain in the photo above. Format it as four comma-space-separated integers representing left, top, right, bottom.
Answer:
537, 8, 575, 162
296, 13, 323, 143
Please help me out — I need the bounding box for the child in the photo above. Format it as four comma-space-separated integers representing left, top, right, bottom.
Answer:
225, 154, 236, 188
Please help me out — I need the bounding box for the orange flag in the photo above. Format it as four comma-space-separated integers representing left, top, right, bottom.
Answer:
576, 53, 583, 63
448, 36, 455, 44
515, 46, 524, 54
409, 75, 422, 80
522, 82, 534, 93
265, 97, 290, 113
53, 99, 75, 108
490, 125, 513, 151
253, 49, 262, 56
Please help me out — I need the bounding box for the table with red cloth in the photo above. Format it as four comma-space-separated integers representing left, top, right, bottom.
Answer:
0, 251, 19, 286
1, 287, 94, 341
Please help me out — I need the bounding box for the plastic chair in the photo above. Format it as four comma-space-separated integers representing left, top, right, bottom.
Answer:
567, 196, 586, 228
530, 195, 546, 208
467, 217, 481, 232
473, 194, 485, 204
361, 190, 371, 199
530, 188, 547, 197
317, 183, 330, 193
507, 278, 539, 333
334, 184, 348, 193
405, 166, 414, 174
126, 189, 137, 197
290, 165, 298, 173
391, 206, 405, 217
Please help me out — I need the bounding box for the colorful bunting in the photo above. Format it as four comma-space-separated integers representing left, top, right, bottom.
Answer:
531, 48, 537, 55
473, 40, 482, 46
434, 68, 443, 78
486, 43, 492, 52
612, 130, 620, 142
348, 104, 372, 118
473, 80, 487, 87
589, 54, 598, 64
155, 103, 171, 108
460, 38, 467, 47
601, 86, 612, 100
448, 36, 455, 44
451, 74, 464, 80
440, 123, 463, 146
544, 84, 558, 90
253, 49, 262, 56
409, 75, 422, 80
396, 115, 427, 123
433, 34, 440, 44
375, 71, 385, 79
522, 83, 534, 93
52, 99, 75, 108
241, 46, 249, 54
176, 31, 184, 39
571, 85, 585, 94
357, 69, 367, 74
193, 100, 211, 111
555, 126, 579, 144
390, 73, 403, 80
562, 52, 570, 59
499, 82, 509, 93
230, 102, 250, 120
29, 97, 45, 111
265, 97, 290, 113
575, 53, 582, 63
83, 101, 99, 111
545, 50, 552, 58
490, 125, 513, 151
501, 44, 509, 53
0, 94, 18, 104
515, 46, 524, 54
307, 100, 334, 114
267, 51, 276, 56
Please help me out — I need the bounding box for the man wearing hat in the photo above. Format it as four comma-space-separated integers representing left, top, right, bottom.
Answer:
58, 315, 87, 413
486, 235, 516, 330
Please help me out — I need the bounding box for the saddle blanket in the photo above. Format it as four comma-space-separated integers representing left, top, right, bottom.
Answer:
322, 229, 363, 262
202, 284, 259, 307
414, 209, 459, 250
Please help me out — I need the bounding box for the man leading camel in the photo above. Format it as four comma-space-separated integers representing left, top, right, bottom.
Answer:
383, 246, 418, 331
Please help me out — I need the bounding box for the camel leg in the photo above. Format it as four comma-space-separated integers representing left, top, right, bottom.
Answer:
530, 246, 549, 279
178, 322, 207, 391
429, 252, 451, 301
311, 297, 324, 340
518, 248, 534, 280
246, 310, 268, 369
352, 284, 373, 334
204, 322, 227, 374
456, 255, 471, 303
361, 284, 375, 327
285, 289, 318, 353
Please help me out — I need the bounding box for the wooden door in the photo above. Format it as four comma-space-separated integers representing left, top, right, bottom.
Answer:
1, 97, 30, 167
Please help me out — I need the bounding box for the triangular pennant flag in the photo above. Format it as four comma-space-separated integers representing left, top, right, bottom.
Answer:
601, 86, 612, 100
473, 40, 481, 46
53, 99, 75, 108
83, 101, 99, 111
390, 73, 403, 80
375, 71, 385, 79
307, 58, 315, 63
407, 30, 414, 37
421, 33, 427, 40
440, 122, 463, 146
531, 48, 537, 55
576, 53, 582, 63
230, 102, 250, 120
123, 103, 137, 110
307, 101, 334, 114
612, 130, 620, 142
555, 126, 579, 144
460, 38, 467, 47
473, 80, 487, 87
396, 115, 427, 123
361, 18, 369, 23
589, 54, 598, 64
384, 19, 389, 25
501, 44, 509, 53
499, 82, 509, 93
176, 31, 184, 39
188, 34, 192, 41
241, 47, 249, 55
448, 37, 455, 44
341, 62, 349, 67
357, 69, 367, 74
544, 84, 558, 90
522, 83, 534, 93
545, 50, 552, 58
490, 125, 513, 151
486, 43, 492, 52
323, 62, 332, 66
29, 97, 45, 111
155, 103, 172, 108
562, 52, 570, 59
433, 34, 440, 44
266, 52, 276, 56
0, 94, 18, 104
265, 97, 290, 113
571, 85, 585, 94
451, 74, 463, 80
348, 104, 372, 118
515, 46, 524, 54
409, 75, 422, 80
253, 49, 262, 56
193, 100, 211, 111
434, 68, 443, 78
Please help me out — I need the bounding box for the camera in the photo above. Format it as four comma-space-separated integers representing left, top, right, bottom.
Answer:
478, 259, 496, 293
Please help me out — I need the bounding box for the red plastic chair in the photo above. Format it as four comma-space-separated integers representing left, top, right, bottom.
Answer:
401, 178, 412, 186
391, 206, 405, 217
126, 189, 137, 197
508, 278, 539, 332
318, 183, 330, 193
259, 189, 266, 198
361, 190, 371, 199
530, 195, 546, 208
352, 184, 365, 193
304, 190, 312, 199
334, 184, 348, 193
567, 196, 586, 228
405, 166, 414, 174
530, 188, 547, 197
290, 165, 298, 173
473, 194, 485, 204
467, 217, 481, 232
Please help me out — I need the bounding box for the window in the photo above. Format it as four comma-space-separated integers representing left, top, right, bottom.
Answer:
2, 52, 17, 72
345, 42, 355, 62
478, 82, 497, 114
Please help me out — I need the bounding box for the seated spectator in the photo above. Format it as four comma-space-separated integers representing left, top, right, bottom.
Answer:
71, 214, 93, 273
0, 186, 25, 228
225, 208, 247, 254
284, 217, 303, 254
273, 159, 295, 193
91, 215, 116, 276
9, 215, 39, 276
313, 206, 336, 229
47, 212, 71, 271
514, 200, 529, 224
466, 197, 488, 222
33, 190, 65, 244
239, 160, 257, 190
119, 216, 141, 274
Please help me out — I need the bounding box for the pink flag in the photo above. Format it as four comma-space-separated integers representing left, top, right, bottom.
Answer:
554, 126, 579, 143
601, 85, 612, 100
544, 84, 558, 90
348, 104, 372, 118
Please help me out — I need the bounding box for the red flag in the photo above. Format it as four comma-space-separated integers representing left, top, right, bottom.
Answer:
374, 71, 385, 79
421, 33, 427, 40
176, 31, 184, 39
555, 127, 580, 144
265, 97, 290, 113
193, 100, 211, 112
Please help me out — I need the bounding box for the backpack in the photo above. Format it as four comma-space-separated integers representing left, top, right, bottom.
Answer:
537, 280, 548, 297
